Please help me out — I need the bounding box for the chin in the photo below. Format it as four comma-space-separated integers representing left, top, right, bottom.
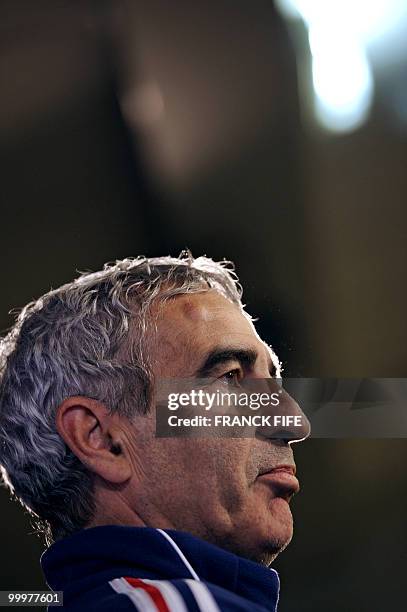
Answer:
217, 517, 293, 567
230, 531, 292, 567
252, 527, 293, 566
241, 529, 291, 566
204, 496, 294, 565
253, 502, 294, 564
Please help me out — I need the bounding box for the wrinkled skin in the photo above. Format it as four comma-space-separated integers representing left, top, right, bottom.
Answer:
103, 291, 308, 564
61, 290, 309, 565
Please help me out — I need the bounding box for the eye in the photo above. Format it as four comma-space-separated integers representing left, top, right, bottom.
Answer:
218, 368, 242, 387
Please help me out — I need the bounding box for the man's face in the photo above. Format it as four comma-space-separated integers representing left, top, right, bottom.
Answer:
125, 290, 308, 565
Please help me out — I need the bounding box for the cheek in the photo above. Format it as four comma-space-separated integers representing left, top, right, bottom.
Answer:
137, 437, 254, 517
210, 442, 254, 510
165, 440, 252, 509
146, 439, 219, 492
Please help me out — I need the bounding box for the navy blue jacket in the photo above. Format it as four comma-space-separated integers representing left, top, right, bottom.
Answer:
41, 526, 280, 611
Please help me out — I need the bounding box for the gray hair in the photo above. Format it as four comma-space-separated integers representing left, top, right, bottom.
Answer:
0, 252, 242, 543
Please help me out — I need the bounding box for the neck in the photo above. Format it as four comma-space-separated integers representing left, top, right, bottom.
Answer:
87, 483, 174, 531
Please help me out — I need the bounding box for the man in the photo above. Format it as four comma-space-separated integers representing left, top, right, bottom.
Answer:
0, 253, 309, 611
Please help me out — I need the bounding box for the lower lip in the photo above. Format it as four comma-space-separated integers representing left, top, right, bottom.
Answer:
257, 471, 299, 489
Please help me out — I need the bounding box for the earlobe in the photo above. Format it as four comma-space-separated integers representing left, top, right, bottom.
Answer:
56, 396, 132, 484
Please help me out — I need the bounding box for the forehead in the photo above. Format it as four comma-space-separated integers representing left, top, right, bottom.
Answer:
152, 290, 274, 376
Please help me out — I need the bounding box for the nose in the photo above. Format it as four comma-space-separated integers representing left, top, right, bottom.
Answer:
256, 381, 311, 443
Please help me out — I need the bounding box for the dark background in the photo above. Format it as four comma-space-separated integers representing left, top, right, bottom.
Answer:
1, 1, 406, 610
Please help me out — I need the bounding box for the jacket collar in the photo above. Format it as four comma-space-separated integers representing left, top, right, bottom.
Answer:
41, 525, 280, 610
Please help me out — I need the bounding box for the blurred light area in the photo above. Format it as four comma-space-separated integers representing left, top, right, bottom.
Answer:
275, 0, 407, 133
120, 80, 165, 130
309, 27, 373, 132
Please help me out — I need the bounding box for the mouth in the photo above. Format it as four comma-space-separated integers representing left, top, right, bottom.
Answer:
256, 464, 300, 501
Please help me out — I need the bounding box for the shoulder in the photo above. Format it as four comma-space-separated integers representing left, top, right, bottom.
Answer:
53, 577, 272, 611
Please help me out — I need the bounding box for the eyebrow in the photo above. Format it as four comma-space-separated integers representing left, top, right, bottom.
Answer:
196, 346, 277, 377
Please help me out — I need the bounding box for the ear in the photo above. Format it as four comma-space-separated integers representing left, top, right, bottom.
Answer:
56, 396, 132, 484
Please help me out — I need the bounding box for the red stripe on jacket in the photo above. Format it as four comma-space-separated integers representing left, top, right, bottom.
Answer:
125, 577, 170, 612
